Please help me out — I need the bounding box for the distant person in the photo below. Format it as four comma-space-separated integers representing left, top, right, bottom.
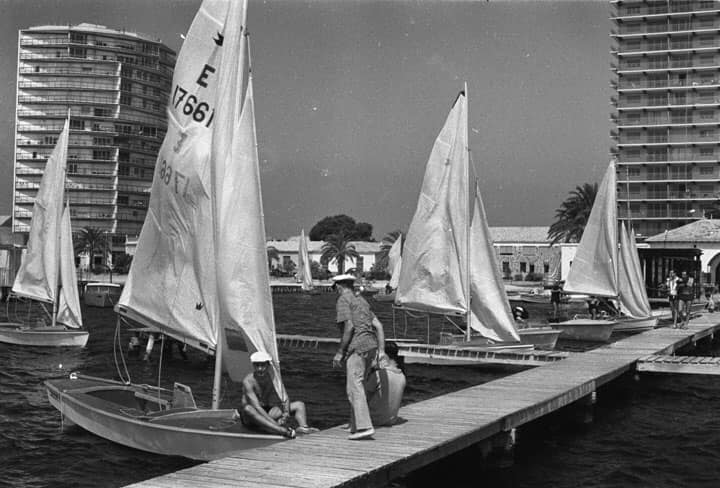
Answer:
550, 282, 562, 319
708, 288, 720, 313
666, 270, 680, 327
587, 296, 601, 320
676, 271, 694, 329
239, 351, 318, 438
385, 283, 393, 295
331, 274, 387, 440
512, 305, 529, 326
365, 341, 406, 427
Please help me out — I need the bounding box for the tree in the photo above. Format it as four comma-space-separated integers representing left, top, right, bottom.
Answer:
376, 229, 404, 271
75, 227, 108, 265
548, 183, 598, 244
309, 215, 375, 241
266, 246, 279, 271
321, 231, 359, 275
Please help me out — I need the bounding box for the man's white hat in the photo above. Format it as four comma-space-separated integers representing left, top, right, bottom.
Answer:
250, 351, 272, 363
331, 274, 356, 283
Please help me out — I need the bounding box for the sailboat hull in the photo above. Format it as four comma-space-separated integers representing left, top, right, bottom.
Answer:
613, 316, 658, 332
0, 323, 89, 347
439, 327, 561, 350
552, 318, 615, 342
45, 375, 286, 461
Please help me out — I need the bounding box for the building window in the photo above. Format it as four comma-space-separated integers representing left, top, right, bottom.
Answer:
519, 262, 527, 273
70, 119, 85, 130
356, 256, 364, 272
502, 262, 510, 275
543, 263, 550, 273
529, 264, 535, 274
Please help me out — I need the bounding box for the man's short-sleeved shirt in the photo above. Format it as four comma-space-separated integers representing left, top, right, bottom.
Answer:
336, 288, 378, 353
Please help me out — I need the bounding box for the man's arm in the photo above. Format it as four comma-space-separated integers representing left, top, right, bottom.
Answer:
372, 316, 386, 358
333, 319, 354, 368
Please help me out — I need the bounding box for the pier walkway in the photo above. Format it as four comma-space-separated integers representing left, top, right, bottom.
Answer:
126, 314, 720, 488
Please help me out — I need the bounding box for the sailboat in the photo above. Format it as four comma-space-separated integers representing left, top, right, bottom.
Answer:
393, 87, 560, 362
555, 159, 656, 341
374, 235, 401, 302
615, 221, 657, 331
0, 117, 87, 348
45, 0, 292, 460
296, 229, 318, 294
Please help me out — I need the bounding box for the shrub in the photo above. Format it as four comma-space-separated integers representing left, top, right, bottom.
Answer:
513, 273, 524, 281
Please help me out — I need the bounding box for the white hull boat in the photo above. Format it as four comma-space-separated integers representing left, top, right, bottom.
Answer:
46, 375, 283, 460
0, 323, 89, 347
613, 315, 658, 332
84, 283, 122, 308
552, 318, 616, 342
439, 326, 561, 350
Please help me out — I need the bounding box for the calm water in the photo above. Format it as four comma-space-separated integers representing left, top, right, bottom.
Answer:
1, 294, 719, 487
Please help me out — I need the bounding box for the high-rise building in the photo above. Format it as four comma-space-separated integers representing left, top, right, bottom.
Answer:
13, 23, 175, 249
611, 1, 720, 238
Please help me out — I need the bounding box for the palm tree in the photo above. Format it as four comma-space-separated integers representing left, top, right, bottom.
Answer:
376, 230, 404, 272
266, 246, 279, 271
321, 232, 358, 275
548, 183, 598, 245
75, 227, 108, 270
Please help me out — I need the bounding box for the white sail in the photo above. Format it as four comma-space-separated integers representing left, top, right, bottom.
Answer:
298, 229, 313, 291
618, 222, 652, 319
56, 204, 83, 328
210, 0, 286, 400
396, 92, 469, 316
117, 0, 226, 351
468, 186, 520, 342
387, 235, 402, 289
563, 160, 618, 298
13, 118, 70, 303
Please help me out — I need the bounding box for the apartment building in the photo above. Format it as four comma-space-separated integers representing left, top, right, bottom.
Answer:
13, 23, 175, 249
611, 1, 720, 238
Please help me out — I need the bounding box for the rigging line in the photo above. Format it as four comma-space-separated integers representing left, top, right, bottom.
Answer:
157, 334, 165, 406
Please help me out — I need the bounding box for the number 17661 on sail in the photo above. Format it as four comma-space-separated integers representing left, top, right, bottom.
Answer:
172, 84, 215, 127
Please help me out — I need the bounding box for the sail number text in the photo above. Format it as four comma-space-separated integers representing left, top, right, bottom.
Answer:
172, 84, 215, 127
158, 159, 190, 199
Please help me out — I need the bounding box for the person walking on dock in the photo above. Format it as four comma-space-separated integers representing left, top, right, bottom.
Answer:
666, 270, 679, 327
676, 271, 694, 329
239, 351, 318, 438
331, 274, 387, 440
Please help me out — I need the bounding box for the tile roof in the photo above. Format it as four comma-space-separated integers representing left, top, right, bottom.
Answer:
489, 226, 551, 243
645, 219, 720, 243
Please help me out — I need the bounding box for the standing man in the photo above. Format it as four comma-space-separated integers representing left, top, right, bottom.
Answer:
331, 274, 387, 440
666, 270, 679, 327
676, 270, 695, 329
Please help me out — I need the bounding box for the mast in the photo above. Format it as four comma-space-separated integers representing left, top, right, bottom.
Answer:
211, 0, 248, 410
464, 82, 471, 342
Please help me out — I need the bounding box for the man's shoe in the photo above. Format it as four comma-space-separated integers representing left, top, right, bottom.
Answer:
296, 426, 319, 435
348, 428, 374, 440
283, 427, 296, 439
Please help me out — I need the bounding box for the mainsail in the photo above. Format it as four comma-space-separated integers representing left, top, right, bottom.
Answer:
618, 222, 652, 319
396, 92, 469, 316
13, 118, 70, 304
387, 235, 402, 289
563, 160, 618, 298
297, 229, 313, 291
396, 90, 519, 343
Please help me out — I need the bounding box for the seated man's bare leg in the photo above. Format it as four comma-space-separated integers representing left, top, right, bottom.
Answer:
241, 405, 289, 436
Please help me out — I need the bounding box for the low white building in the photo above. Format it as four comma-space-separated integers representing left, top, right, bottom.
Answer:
266, 236, 380, 274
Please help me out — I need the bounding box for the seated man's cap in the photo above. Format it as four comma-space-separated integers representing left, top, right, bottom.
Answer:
250, 351, 272, 363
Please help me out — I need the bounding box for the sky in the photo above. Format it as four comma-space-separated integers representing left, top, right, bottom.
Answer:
0, 0, 612, 240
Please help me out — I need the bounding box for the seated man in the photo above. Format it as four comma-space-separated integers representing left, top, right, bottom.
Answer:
365, 342, 406, 427
240, 351, 318, 438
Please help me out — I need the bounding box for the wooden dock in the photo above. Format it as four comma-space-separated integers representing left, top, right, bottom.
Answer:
637, 353, 720, 375
126, 314, 720, 488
